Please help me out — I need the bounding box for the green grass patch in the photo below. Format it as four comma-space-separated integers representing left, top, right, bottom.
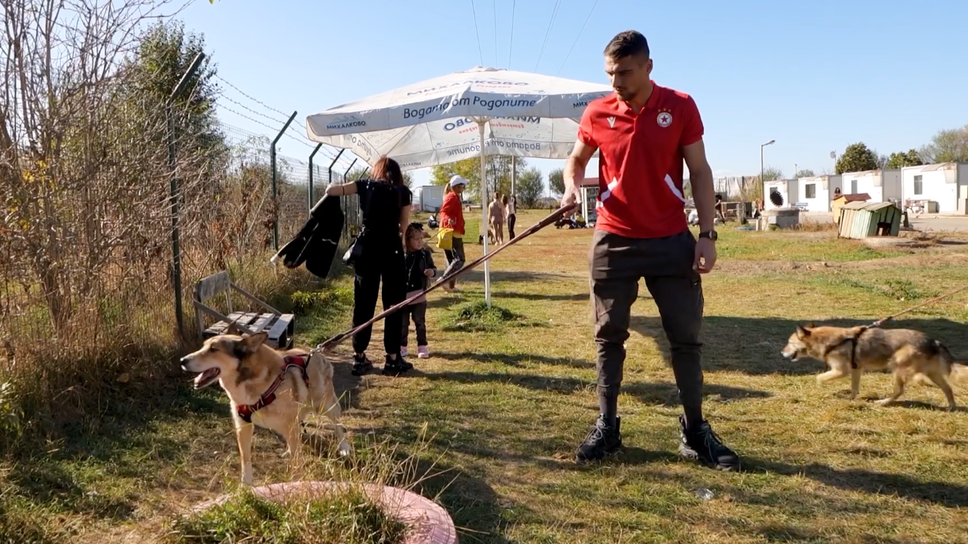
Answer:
442, 301, 522, 332
825, 276, 939, 301
167, 486, 406, 544
292, 282, 355, 345
706, 227, 905, 262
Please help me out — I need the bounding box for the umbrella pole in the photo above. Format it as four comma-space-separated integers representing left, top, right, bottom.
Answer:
478, 119, 491, 307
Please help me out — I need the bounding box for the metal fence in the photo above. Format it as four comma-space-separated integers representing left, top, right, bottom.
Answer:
0, 113, 364, 362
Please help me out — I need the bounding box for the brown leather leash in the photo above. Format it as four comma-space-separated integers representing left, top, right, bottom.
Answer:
317, 203, 579, 351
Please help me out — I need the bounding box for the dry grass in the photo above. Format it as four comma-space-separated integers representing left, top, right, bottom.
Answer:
3, 210, 968, 543
0, 250, 331, 454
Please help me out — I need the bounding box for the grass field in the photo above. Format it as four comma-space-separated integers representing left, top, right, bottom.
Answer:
3, 210, 968, 543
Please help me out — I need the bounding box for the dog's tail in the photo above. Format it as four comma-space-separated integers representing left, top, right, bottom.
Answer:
950, 363, 968, 386
937, 340, 968, 385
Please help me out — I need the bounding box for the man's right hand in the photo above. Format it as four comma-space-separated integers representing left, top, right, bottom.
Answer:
561, 186, 580, 209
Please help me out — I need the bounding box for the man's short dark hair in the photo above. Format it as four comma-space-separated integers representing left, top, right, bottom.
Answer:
604, 30, 650, 60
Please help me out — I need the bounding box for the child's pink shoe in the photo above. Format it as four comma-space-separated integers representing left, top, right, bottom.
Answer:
417, 345, 430, 359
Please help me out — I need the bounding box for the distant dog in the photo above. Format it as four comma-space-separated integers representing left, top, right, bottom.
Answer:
180, 332, 352, 484
781, 324, 968, 410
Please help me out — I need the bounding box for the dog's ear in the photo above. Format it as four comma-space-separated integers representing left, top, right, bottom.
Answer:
239, 332, 268, 353
796, 324, 811, 338
231, 332, 266, 360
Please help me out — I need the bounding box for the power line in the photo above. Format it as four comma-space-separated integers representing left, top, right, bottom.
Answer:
533, 0, 562, 72
492, 0, 498, 68
470, 0, 484, 66
556, 0, 600, 76
508, 0, 515, 69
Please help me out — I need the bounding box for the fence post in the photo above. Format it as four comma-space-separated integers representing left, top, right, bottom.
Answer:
327, 149, 344, 187
308, 143, 323, 214
327, 150, 346, 238
167, 52, 205, 339
270, 111, 298, 250
343, 159, 357, 181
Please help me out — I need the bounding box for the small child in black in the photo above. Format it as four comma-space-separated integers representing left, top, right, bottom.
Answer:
401, 223, 437, 359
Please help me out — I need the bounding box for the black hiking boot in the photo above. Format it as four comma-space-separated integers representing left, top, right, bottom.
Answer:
575, 415, 622, 463
678, 415, 741, 471
351, 353, 373, 376
382, 355, 411, 376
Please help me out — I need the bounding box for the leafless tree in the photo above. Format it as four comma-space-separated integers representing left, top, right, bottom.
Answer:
0, 0, 202, 336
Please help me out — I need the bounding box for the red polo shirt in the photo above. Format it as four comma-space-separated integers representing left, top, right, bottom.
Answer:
577, 82, 704, 239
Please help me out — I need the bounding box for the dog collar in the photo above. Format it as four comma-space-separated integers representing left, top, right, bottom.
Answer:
236, 354, 310, 423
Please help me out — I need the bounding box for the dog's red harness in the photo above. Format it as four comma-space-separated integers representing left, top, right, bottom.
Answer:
236, 354, 310, 423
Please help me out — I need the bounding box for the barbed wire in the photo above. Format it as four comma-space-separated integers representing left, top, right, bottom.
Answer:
213, 73, 290, 118
218, 92, 289, 126
215, 101, 360, 171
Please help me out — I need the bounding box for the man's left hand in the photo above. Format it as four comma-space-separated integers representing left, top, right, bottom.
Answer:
695, 237, 717, 274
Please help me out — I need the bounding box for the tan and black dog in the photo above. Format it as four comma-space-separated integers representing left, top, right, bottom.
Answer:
781, 324, 968, 410
180, 332, 351, 484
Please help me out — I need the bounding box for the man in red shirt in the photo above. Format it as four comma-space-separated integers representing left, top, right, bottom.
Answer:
562, 30, 740, 470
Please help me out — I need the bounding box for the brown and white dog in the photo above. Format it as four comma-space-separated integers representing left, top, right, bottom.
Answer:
180, 332, 352, 484
781, 324, 968, 410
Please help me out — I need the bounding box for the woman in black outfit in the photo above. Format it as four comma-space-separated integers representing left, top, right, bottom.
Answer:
325, 156, 412, 376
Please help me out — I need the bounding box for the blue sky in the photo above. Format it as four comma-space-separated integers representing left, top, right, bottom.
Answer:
180, 0, 967, 188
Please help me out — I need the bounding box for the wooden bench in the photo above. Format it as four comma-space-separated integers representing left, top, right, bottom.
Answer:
192, 271, 295, 349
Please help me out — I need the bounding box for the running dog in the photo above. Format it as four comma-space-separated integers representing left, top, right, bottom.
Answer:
180, 332, 352, 484
781, 324, 968, 410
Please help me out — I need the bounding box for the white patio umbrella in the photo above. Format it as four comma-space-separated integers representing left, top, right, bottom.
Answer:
305, 66, 612, 305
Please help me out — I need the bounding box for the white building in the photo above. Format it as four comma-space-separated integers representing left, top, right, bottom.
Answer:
840, 169, 902, 203
764, 179, 799, 210
797, 175, 843, 212
413, 185, 444, 213
900, 162, 968, 214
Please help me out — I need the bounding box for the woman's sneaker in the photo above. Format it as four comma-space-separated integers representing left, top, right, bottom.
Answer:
400, 346, 409, 357
351, 353, 373, 376
382, 355, 411, 376
417, 345, 430, 359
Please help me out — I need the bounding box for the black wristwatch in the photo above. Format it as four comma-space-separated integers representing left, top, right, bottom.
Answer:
699, 230, 718, 241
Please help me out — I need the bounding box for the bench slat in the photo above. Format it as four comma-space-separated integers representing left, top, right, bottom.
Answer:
249, 312, 277, 334
204, 312, 259, 337
266, 313, 295, 349
194, 271, 296, 349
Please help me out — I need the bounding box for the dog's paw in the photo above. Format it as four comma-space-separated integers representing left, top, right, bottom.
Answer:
874, 398, 895, 407
337, 440, 353, 457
